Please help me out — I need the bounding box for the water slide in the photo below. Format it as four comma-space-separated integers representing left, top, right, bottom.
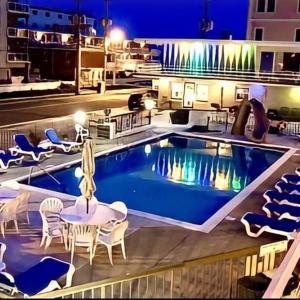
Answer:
231, 85, 269, 143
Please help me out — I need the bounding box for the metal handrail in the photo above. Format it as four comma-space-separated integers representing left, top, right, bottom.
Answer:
14, 244, 285, 299
27, 165, 61, 186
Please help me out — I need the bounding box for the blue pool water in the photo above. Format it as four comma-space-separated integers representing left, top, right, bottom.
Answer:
28, 135, 284, 225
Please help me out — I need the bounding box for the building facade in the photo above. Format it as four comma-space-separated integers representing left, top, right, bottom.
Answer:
134, 38, 300, 111
0, 0, 30, 82
0, 1, 104, 84
247, 0, 300, 42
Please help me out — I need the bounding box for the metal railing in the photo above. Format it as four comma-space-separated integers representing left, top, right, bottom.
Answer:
7, 27, 29, 39
7, 2, 30, 14
7, 245, 285, 299
7, 52, 29, 63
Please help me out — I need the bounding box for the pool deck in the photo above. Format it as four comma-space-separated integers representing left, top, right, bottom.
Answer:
0, 114, 300, 289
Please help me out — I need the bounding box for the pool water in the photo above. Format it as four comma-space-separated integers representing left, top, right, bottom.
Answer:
28, 135, 284, 225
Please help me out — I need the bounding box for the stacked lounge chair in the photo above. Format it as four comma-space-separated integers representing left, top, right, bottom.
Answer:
241, 167, 300, 240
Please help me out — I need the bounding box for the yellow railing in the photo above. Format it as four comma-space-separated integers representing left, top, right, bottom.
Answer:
0, 245, 287, 299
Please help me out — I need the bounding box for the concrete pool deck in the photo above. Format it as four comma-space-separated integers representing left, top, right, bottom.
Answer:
0, 119, 299, 289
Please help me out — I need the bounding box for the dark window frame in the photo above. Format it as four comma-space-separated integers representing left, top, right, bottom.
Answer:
32, 9, 38, 15
257, 0, 266, 12
45, 11, 50, 17
295, 29, 300, 42
255, 28, 264, 41
57, 14, 62, 19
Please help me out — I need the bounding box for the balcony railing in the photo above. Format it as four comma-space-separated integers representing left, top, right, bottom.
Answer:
7, 52, 29, 63
7, 2, 30, 14
7, 27, 29, 38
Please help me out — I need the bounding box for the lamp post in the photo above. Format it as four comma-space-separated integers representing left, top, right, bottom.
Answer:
75, 0, 81, 95
109, 28, 125, 85
102, 0, 110, 91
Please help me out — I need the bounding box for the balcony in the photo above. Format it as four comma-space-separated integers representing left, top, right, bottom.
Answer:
7, 52, 29, 63
7, 27, 29, 38
7, 2, 30, 15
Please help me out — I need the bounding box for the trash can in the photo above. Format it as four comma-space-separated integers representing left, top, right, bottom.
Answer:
237, 275, 270, 299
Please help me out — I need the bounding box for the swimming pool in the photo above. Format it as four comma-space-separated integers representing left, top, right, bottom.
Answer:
28, 135, 285, 229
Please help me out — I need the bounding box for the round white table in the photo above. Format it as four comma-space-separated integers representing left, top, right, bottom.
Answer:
60, 203, 125, 226
0, 188, 20, 205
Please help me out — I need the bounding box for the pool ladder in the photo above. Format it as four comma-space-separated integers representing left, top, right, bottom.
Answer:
27, 165, 61, 186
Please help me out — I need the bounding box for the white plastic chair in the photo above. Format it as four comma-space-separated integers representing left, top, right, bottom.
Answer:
16, 191, 31, 224
69, 224, 97, 265
0, 242, 6, 271
101, 201, 128, 231
39, 198, 66, 249
0, 198, 19, 238
95, 220, 129, 265
75, 124, 89, 143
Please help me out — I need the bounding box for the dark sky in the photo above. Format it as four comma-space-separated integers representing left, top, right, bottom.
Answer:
24, 0, 249, 40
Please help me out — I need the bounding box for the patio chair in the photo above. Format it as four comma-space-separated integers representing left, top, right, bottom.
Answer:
10, 134, 54, 161
0, 198, 20, 238
0, 256, 75, 297
16, 191, 31, 224
241, 212, 300, 240
0, 151, 23, 170
101, 201, 128, 231
69, 224, 97, 265
281, 174, 300, 185
275, 181, 300, 195
263, 190, 300, 207
45, 128, 82, 153
39, 198, 66, 249
0, 242, 6, 272
95, 220, 128, 265
263, 202, 300, 221
75, 124, 89, 143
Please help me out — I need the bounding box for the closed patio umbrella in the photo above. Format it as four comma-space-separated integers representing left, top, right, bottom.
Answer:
79, 138, 96, 214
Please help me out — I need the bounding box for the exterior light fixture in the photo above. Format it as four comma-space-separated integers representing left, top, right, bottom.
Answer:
74, 111, 87, 124
109, 27, 125, 44
75, 167, 83, 178
144, 99, 156, 111
144, 144, 151, 155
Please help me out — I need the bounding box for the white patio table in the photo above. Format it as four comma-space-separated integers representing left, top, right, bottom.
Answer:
0, 187, 20, 205
60, 203, 125, 226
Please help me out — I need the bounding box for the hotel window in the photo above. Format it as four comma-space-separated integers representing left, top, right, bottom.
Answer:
254, 28, 264, 41
57, 14, 62, 19
32, 9, 38, 15
45, 11, 50, 17
196, 84, 208, 102
298, 0, 300, 12
257, 0, 275, 12
296, 29, 300, 42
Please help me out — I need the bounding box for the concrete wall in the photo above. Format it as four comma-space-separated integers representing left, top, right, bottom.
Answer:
157, 77, 300, 110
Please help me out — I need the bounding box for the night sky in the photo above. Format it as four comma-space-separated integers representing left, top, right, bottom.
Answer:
24, 0, 249, 40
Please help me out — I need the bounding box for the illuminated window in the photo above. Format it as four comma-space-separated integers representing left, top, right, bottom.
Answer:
171, 82, 184, 99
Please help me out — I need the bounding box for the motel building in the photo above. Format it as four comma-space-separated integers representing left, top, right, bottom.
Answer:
133, 38, 300, 115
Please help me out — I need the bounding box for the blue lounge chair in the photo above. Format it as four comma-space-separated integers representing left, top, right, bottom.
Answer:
241, 212, 300, 239
45, 128, 81, 153
275, 181, 300, 195
10, 134, 53, 161
263, 202, 300, 221
0, 256, 75, 297
282, 174, 300, 185
263, 190, 300, 207
0, 151, 23, 170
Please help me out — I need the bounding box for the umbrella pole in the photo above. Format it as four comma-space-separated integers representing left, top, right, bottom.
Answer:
86, 196, 89, 214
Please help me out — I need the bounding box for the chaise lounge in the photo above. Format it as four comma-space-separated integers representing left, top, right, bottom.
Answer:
0, 151, 23, 170
281, 174, 300, 185
263, 202, 300, 221
0, 256, 75, 297
45, 128, 82, 153
241, 212, 300, 240
263, 190, 300, 207
10, 134, 54, 161
275, 181, 300, 195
